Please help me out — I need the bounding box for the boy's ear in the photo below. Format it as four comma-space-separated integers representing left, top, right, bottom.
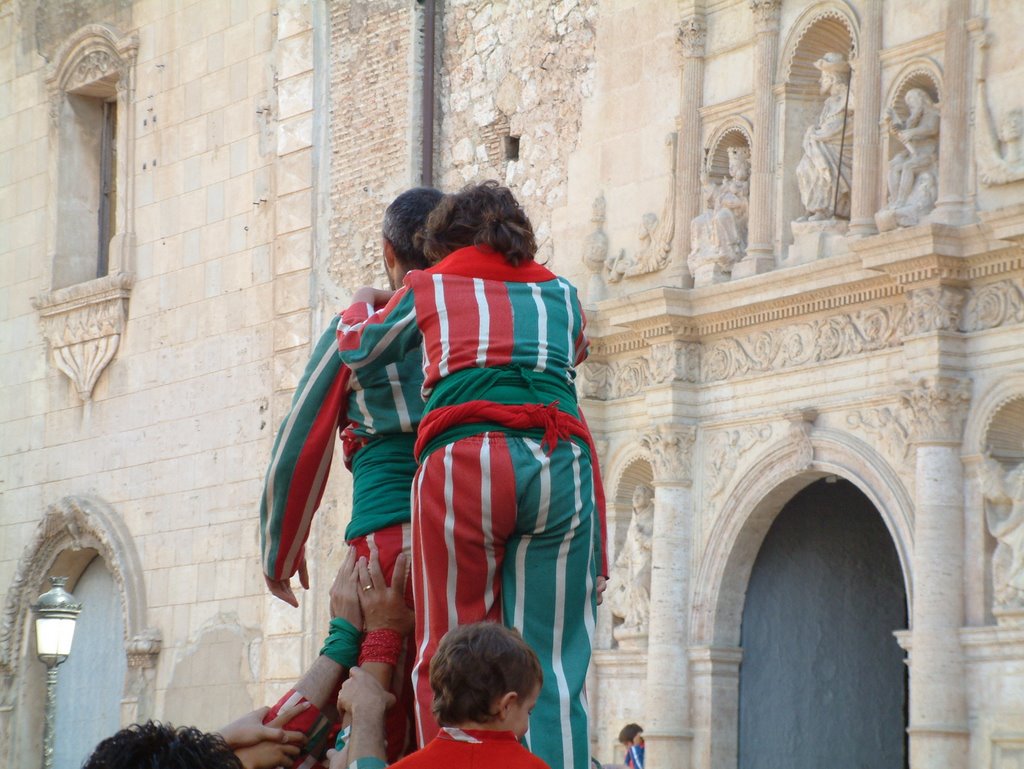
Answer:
495, 691, 518, 719
383, 239, 398, 269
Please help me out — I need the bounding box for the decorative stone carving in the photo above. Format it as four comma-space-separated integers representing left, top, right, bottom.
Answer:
704, 425, 773, 502
127, 627, 163, 668
640, 424, 696, 485
899, 378, 972, 445
978, 455, 1024, 610
960, 277, 1024, 332
583, 194, 610, 303
606, 133, 678, 281
649, 340, 700, 385
846, 406, 913, 465
786, 409, 818, 473
975, 32, 1024, 186
795, 52, 854, 222
749, 0, 782, 31
903, 285, 966, 335
875, 89, 941, 232
65, 49, 117, 92
677, 16, 707, 59
608, 484, 655, 642
32, 272, 133, 402
688, 146, 750, 286
701, 305, 906, 382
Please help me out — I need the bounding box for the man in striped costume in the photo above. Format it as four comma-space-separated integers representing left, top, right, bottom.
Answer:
260, 186, 443, 763
337, 182, 606, 769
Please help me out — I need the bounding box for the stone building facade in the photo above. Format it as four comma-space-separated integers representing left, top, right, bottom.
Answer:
1, 1, 1023, 768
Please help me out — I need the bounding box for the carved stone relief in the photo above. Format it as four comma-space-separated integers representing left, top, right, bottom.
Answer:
704, 424, 773, 504
701, 305, 906, 383
960, 278, 1024, 331
975, 31, 1024, 186
606, 132, 678, 281
786, 409, 818, 474
640, 424, 696, 485
899, 377, 972, 444
978, 455, 1024, 611
608, 484, 654, 643
903, 285, 966, 336
64, 49, 118, 92
876, 89, 941, 232
649, 340, 700, 385
795, 52, 854, 223
583, 194, 610, 303
688, 146, 750, 286
676, 16, 707, 59
32, 272, 133, 402
579, 342, 699, 401
846, 406, 913, 467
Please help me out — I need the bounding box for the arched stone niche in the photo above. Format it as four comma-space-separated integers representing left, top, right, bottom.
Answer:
686, 428, 912, 769
704, 120, 753, 182
0, 497, 160, 767
776, 4, 858, 246
963, 376, 1024, 623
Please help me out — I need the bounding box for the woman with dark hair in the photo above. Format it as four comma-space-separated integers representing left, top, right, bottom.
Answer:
338, 181, 605, 769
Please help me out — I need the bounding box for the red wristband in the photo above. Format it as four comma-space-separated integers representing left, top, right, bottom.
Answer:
358, 628, 402, 667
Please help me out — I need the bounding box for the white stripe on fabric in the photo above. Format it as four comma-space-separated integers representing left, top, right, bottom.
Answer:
442, 444, 458, 628
572, 441, 597, 727
342, 304, 417, 371
353, 386, 373, 431
480, 434, 496, 613
560, 279, 574, 374
411, 464, 431, 747
261, 335, 339, 569
513, 440, 551, 631
433, 275, 450, 377
532, 284, 548, 372
474, 278, 490, 366
385, 362, 413, 431
280, 442, 334, 576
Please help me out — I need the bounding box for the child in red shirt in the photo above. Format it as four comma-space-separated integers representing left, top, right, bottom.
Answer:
389, 621, 549, 769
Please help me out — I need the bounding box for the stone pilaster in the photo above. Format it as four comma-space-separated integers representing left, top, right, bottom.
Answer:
734, 0, 781, 278
687, 646, 743, 769
933, 0, 975, 225
676, 15, 706, 287
849, 0, 883, 236
900, 377, 971, 769
639, 423, 697, 769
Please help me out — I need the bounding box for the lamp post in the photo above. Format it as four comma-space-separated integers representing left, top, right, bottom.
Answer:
33, 576, 82, 769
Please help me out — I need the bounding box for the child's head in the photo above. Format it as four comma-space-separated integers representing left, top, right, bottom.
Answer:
429, 621, 543, 737
619, 723, 644, 746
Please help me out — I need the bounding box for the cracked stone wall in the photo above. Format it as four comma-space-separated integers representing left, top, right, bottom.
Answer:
436, 0, 598, 265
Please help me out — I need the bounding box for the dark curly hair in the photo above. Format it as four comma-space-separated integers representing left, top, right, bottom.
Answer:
416, 180, 537, 266
83, 721, 242, 769
429, 621, 543, 726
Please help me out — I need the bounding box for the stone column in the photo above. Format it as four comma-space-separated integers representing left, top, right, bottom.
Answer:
900, 377, 971, 769
849, 0, 882, 236
933, 0, 974, 225
639, 424, 697, 769
687, 646, 743, 769
734, 0, 781, 278
676, 15, 706, 288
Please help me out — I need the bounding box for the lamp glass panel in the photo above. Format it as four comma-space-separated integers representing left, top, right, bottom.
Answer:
35, 616, 77, 658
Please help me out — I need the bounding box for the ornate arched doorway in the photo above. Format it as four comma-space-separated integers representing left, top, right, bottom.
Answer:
737, 477, 907, 768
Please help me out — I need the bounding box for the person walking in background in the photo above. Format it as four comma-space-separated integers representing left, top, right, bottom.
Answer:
618, 724, 644, 769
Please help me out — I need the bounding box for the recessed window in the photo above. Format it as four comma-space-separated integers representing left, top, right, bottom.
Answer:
504, 135, 520, 162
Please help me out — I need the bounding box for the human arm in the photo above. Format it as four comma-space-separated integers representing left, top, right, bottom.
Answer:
336, 286, 421, 374
261, 315, 351, 605
357, 547, 414, 691
327, 667, 395, 769
220, 703, 308, 769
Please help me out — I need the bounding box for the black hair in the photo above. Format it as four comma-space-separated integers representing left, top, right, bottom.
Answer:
382, 187, 444, 270
83, 721, 243, 769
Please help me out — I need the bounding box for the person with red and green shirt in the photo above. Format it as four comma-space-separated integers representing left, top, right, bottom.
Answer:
337, 181, 607, 769
259, 186, 443, 763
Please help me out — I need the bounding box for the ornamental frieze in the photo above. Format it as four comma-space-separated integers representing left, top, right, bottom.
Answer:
960, 277, 1024, 331
700, 304, 906, 383
902, 285, 965, 335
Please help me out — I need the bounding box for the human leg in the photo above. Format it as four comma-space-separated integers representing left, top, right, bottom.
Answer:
502, 437, 597, 769
409, 434, 520, 745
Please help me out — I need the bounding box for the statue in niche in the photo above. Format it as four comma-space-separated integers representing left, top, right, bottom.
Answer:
795, 52, 854, 222
875, 88, 941, 232
608, 484, 655, 640
582, 194, 610, 303
979, 454, 1024, 610
687, 145, 750, 284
